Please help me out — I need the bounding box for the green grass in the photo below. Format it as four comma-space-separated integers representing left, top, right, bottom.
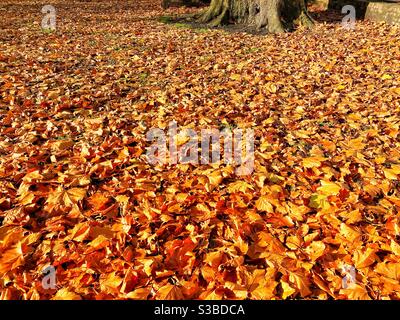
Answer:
194, 28, 209, 33
139, 72, 149, 84
173, 23, 189, 29
42, 28, 56, 34
158, 15, 209, 32
245, 47, 261, 54
158, 15, 174, 24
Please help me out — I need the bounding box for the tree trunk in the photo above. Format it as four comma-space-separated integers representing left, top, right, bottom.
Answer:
197, 0, 314, 32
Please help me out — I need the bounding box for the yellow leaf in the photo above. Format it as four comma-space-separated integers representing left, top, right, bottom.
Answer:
374, 156, 386, 164
204, 251, 224, 268
348, 137, 365, 151
51, 139, 74, 152
227, 181, 254, 193
100, 272, 123, 292
318, 180, 341, 196
174, 131, 190, 146
18, 192, 35, 205
46, 187, 86, 207
195, 203, 211, 215
267, 173, 284, 183
353, 248, 377, 268
339, 209, 362, 224
155, 283, 184, 300
364, 184, 381, 197
21, 232, 41, 246
288, 272, 312, 297
303, 157, 326, 168
286, 235, 301, 250
126, 288, 151, 300
381, 74, 393, 80
0, 243, 24, 275
387, 196, 400, 207
309, 194, 329, 209
266, 83, 277, 93
89, 235, 110, 250
115, 195, 129, 204
0, 227, 24, 247
175, 193, 189, 203
281, 280, 296, 299
255, 196, 274, 212
207, 170, 223, 190
340, 284, 371, 300
67, 222, 90, 242
390, 240, 400, 256
251, 281, 277, 299
230, 74, 241, 81
340, 223, 361, 242
384, 165, 400, 180
375, 262, 400, 281
52, 288, 82, 300
305, 241, 326, 261
22, 170, 43, 183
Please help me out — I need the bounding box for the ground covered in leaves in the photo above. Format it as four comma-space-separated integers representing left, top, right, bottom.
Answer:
1, 0, 400, 300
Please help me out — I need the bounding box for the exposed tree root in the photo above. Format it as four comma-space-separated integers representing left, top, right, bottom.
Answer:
297, 0, 315, 27
197, 0, 229, 25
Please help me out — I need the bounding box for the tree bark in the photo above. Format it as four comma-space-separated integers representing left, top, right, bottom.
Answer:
197, 0, 314, 32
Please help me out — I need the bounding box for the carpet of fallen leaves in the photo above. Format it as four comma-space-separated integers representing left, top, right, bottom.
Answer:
1, 0, 400, 300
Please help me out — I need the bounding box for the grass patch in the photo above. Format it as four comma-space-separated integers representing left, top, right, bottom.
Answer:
158, 15, 196, 30
245, 47, 262, 54
158, 15, 174, 24
194, 28, 209, 33
42, 28, 56, 34
173, 22, 189, 29
138, 72, 149, 84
